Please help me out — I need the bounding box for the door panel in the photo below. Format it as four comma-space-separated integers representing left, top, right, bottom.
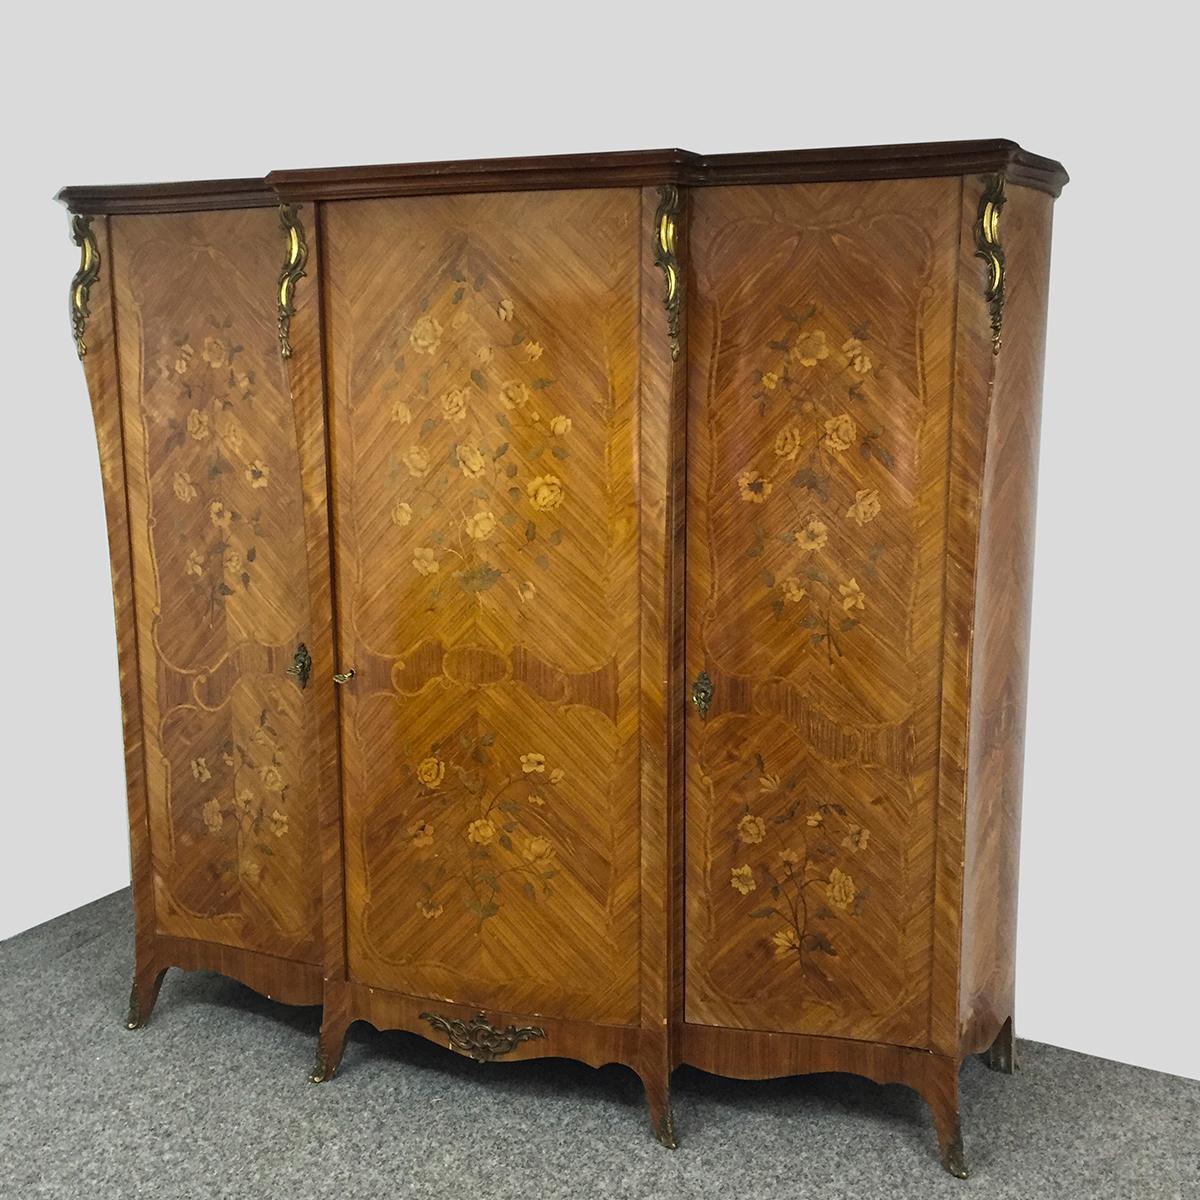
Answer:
684, 180, 960, 1047
112, 210, 322, 962
324, 190, 643, 1025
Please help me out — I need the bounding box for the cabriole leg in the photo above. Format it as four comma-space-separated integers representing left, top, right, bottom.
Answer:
310, 997, 351, 1083
982, 1016, 1017, 1075
918, 1060, 969, 1179
638, 1062, 677, 1149
125, 965, 167, 1030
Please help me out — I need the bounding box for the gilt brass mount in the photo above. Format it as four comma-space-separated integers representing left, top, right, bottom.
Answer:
653, 185, 683, 361
68, 213, 101, 359
277, 204, 308, 359
419, 1010, 546, 1062
692, 670, 713, 720
975, 174, 1006, 354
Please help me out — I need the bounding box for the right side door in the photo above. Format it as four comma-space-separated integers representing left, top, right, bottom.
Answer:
683, 178, 962, 1049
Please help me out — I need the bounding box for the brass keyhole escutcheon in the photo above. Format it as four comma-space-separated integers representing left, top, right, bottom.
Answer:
286, 643, 312, 689
692, 670, 713, 720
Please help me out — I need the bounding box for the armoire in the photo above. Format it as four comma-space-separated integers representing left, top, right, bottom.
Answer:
60, 139, 1067, 1177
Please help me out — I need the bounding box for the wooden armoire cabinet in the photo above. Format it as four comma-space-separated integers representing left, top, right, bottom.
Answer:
60, 140, 1067, 1177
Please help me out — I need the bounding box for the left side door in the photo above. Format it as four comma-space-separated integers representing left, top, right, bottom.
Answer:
112, 208, 324, 964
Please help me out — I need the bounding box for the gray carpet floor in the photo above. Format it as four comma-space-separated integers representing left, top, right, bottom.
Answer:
1, 890, 1197, 1199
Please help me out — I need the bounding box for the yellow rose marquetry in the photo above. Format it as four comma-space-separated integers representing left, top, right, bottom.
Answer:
730, 865, 756, 895
790, 328, 829, 367
737, 815, 766, 845
464, 510, 497, 541
846, 488, 881, 526
408, 820, 435, 848
527, 475, 564, 511
774, 425, 803, 462
441, 386, 469, 422
456, 444, 487, 478
827, 868, 858, 911
416, 757, 446, 788
822, 413, 857, 452
409, 314, 443, 355
795, 519, 828, 552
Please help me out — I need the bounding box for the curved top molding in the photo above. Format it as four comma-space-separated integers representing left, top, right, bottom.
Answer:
55, 176, 275, 216
56, 139, 1068, 214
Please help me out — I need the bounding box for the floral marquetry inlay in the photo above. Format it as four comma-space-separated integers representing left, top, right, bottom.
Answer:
403, 729, 566, 930
152, 323, 275, 624
190, 703, 294, 889
733, 305, 892, 668
382, 279, 579, 615
726, 755, 869, 973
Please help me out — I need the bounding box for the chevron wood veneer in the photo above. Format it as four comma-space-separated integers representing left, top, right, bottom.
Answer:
59, 140, 1067, 1177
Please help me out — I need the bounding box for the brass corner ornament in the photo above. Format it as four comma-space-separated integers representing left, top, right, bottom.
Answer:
419, 1010, 546, 1062
68, 213, 101, 359
975, 174, 1006, 355
653, 184, 683, 361
277, 203, 308, 360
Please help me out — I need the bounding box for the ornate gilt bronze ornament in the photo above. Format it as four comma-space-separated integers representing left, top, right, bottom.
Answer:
419, 1010, 546, 1062
691, 670, 713, 720
68, 213, 101, 359
277, 203, 308, 359
653, 185, 683, 361
975, 174, 1006, 354
286, 642, 312, 689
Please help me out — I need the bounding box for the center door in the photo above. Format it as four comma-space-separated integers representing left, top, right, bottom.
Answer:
323, 190, 645, 1025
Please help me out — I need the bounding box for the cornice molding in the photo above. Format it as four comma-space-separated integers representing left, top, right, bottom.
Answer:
56, 140, 1069, 214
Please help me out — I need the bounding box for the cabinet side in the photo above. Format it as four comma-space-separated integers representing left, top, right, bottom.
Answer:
67, 213, 158, 1010
957, 182, 1056, 1058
